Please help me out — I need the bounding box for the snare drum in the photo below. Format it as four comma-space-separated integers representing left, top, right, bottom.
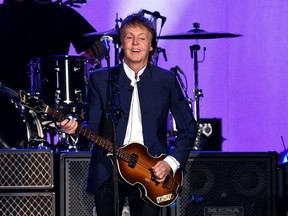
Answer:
29, 55, 96, 111
0, 93, 45, 149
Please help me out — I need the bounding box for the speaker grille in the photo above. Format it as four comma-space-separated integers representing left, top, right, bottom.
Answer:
60, 152, 95, 216
0, 149, 54, 189
172, 152, 277, 216
0, 192, 55, 216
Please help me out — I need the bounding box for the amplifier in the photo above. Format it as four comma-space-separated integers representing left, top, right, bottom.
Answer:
170, 151, 278, 216
0, 192, 55, 216
0, 149, 54, 189
58, 151, 95, 216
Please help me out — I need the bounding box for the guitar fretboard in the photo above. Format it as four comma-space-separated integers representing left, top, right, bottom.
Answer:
46, 106, 132, 163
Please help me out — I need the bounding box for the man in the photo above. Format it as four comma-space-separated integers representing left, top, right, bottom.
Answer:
61, 11, 197, 216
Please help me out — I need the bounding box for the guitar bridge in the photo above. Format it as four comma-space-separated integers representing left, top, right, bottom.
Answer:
156, 193, 174, 204
128, 153, 138, 168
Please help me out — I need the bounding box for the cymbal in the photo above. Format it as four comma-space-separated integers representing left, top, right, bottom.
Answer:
84, 28, 119, 39
158, 25, 241, 40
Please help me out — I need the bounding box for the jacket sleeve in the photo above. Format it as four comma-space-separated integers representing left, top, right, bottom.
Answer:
168, 74, 198, 168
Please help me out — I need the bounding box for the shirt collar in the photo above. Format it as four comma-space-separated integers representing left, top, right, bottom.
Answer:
123, 62, 146, 85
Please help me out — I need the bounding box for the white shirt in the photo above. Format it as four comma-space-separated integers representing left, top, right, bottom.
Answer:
123, 62, 145, 145
122, 62, 180, 174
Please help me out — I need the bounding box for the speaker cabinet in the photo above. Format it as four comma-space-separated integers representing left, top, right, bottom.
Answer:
170, 151, 278, 216
0, 149, 54, 189
278, 162, 288, 216
59, 151, 95, 216
0, 192, 55, 216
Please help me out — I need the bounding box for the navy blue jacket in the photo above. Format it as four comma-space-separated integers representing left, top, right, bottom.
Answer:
85, 64, 197, 194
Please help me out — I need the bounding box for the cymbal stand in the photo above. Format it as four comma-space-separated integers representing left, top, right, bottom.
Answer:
190, 44, 213, 150
190, 44, 203, 122
113, 13, 122, 65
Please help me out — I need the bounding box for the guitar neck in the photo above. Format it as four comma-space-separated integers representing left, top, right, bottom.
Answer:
45, 106, 129, 160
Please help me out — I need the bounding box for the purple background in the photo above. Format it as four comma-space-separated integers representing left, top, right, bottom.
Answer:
5, 1, 288, 156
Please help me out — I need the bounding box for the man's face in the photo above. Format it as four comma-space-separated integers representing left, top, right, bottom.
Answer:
121, 24, 153, 67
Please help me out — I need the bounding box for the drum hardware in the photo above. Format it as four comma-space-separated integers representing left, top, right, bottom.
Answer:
157, 22, 241, 40
0, 81, 20, 102
158, 22, 241, 120
26, 109, 47, 149
170, 65, 212, 150
158, 21, 241, 117
38, 116, 75, 152
169, 46, 209, 150
56, 111, 91, 152
75, 89, 84, 103
190, 43, 205, 122
28, 55, 96, 150
29, 55, 94, 108
85, 28, 119, 40
159, 23, 241, 150
58, 132, 79, 152
84, 13, 122, 65
193, 122, 213, 150
153, 47, 168, 66
0, 83, 46, 149
86, 28, 120, 65
56, 0, 87, 7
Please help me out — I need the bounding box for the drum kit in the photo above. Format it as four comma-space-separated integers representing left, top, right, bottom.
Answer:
0, 11, 240, 151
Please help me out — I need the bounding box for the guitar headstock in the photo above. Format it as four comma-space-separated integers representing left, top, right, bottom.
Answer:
19, 90, 47, 113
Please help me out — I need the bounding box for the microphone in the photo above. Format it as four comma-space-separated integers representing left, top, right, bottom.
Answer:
156, 47, 168, 61
141, 10, 167, 28
171, 67, 186, 91
100, 35, 113, 54
174, 65, 185, 75
162, 49, 167, 61
152, 11, 167, 28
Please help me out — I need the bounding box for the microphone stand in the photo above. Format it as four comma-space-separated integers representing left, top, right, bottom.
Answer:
105, 50, 121, 216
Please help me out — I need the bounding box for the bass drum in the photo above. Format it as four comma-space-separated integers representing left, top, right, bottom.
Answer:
0, 93, 46, 149
29, 55, 96, 113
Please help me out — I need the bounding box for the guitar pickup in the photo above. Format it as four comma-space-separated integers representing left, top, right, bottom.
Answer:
128, 153, 138, 168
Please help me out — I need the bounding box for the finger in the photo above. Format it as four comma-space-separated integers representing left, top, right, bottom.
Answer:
60, 119, 70, 127
61, 119, 78, 134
